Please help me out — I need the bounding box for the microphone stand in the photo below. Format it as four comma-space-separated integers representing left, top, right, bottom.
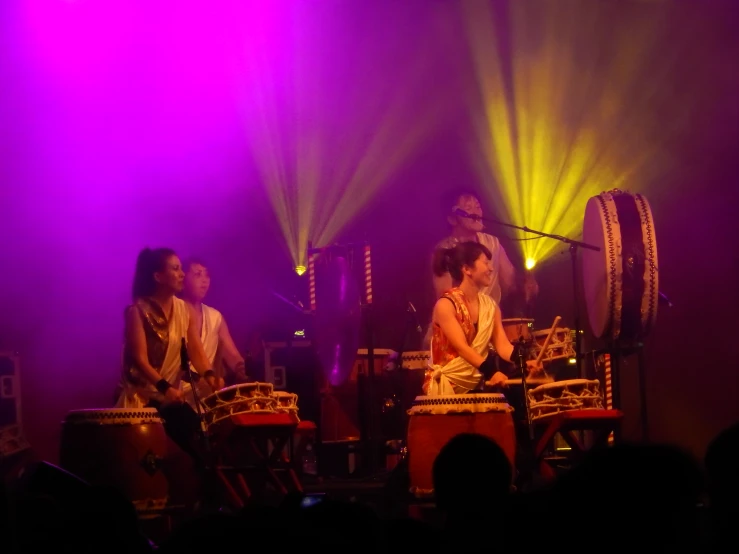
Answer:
180, 339, 211, 456
476, 214, 600, 378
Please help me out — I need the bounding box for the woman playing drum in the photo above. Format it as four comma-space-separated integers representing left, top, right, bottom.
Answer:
114, 247, 220, 465
424, 242, 543, 395
115, 247, 218, 409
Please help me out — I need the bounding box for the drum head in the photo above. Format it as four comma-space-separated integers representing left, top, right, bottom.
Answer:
582, 196, 611, 339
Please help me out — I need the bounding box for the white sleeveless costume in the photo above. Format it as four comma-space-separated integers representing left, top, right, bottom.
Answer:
115, 297, 191, 409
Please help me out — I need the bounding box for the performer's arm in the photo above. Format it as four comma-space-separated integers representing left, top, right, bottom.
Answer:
125, 306, 183, 401
433, 299, 485, 368
498, 244, 517, 297
218, 318, 248, 381
186, 304, 217, 389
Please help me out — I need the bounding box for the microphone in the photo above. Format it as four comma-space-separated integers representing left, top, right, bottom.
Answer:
408, 302, 422, 334
180, 338, 197, 382
452, 208, 482, 222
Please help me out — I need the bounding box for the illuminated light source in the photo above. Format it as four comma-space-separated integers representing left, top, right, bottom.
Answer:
460, 0, 706, 264
294, 329, 305, 338
294, 265, 307, 276
525, 258, 536, 270
568, 357, 577, 365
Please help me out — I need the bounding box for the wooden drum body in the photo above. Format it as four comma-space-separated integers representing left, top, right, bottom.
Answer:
582, 189, 659, 341
527, 379, 604, 421
501, 318, 535, 343
59, 408, 170, 512
406, 394, 516, 498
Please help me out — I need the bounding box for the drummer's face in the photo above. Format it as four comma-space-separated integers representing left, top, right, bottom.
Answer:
155, 255, 185, 294
455, 195, 484, 233
466, 253, 493, 288
184, 263, 211, 302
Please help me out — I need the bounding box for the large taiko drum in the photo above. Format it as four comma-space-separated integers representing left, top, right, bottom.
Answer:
582, 189, 659, 341
406, 394, 516, 498
201, 382, 277, 426
59, 408, 171, 512
401, 351, 430, 371
527, 379, 604, 421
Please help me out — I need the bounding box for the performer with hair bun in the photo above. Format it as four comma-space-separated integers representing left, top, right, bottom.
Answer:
114, 247, 218, 463
425, 241, 543, 395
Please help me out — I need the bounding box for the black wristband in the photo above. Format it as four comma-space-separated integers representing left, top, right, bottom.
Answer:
155, 379, 171, 394
204, 369, 215, 380
479, 356, 496, 380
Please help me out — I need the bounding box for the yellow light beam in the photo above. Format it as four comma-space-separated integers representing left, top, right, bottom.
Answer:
240, 10, 443, 267
461, 0, 719, 263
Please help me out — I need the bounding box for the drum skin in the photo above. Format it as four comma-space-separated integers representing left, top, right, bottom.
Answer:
582, 189, 659, 341
406, 396, 516, 497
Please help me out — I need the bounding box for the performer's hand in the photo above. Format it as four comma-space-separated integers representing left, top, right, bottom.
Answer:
526, 360, 544, 376
163, 387, 184, 405
485, 371, 509, 388
205, 375, 223, 392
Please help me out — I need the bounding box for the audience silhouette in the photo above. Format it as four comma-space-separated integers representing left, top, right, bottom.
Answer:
2, 421, 736, 553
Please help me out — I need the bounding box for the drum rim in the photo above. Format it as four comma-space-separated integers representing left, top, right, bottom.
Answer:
530, 378, 600, 392
501, 318, 535, 323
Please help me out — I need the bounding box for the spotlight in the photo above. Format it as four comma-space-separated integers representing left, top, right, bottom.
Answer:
525, 258, 536, 270
568, 357, 577, 365
294, 265, 307, 276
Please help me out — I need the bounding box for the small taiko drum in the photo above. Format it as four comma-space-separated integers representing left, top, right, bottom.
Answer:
401, 351, 430, 371
272, 391, 299, 415
501, 318, 535, 343
582, 189, 659, 341
528, 328, 575, 362
527, 379, 604, 421
201, 383, 277, 426
406, 394, 516, 498
59, 408, 170, 512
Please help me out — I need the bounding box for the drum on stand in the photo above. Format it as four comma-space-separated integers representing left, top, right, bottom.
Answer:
201, 383, 277, 426
527, 379, 604, 421
528, 328, 576, 363
503, 377, 553, 424
582, 189, 659, 341
406, 394, 516, 498
59, 408, 174, 514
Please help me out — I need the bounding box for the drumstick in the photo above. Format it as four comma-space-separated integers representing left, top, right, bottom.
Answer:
535, 316, 562, 365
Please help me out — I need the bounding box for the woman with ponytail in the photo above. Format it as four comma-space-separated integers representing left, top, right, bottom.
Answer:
425, 242, 542, 395
116, 247, 218, 410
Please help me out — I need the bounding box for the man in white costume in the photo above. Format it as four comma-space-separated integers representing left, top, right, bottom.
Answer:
433, 192, 540, 307
181, 258, 249, 404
